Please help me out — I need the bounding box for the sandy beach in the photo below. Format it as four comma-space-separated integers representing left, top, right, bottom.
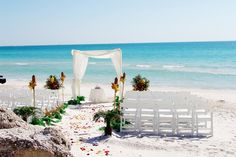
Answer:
59, 103, 236, 157
1, 79, 236, 157
1, 1, 236, 156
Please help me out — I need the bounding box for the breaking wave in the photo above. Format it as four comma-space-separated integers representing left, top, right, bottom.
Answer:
136, 64, 151, 68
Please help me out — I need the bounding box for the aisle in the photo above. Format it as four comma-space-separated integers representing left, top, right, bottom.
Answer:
56, 102, 113, 157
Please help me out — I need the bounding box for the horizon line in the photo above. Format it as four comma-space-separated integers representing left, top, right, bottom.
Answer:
0, 40, 236, 47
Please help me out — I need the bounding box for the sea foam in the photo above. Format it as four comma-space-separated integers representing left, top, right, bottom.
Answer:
136, 64, 151, 68
163, 65, 185, 69
14, 62, 29, 66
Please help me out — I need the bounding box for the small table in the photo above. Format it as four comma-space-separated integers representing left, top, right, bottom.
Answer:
89, 88, 106, 103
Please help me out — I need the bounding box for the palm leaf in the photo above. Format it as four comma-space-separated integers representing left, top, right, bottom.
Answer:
93, 110, 107, 122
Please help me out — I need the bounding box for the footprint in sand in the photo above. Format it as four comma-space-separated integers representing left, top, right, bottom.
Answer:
226, 151, 234, 155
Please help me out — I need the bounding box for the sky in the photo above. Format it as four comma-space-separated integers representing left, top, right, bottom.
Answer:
0, 0, 236, 46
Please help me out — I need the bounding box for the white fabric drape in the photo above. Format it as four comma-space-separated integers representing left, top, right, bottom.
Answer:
71, 49, 122, 98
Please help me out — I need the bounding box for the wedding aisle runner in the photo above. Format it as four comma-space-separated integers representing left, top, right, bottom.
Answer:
56, 103, 113, 157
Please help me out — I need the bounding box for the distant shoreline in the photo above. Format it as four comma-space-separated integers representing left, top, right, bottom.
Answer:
2, 79, 236, 104
1, 40, 236, 48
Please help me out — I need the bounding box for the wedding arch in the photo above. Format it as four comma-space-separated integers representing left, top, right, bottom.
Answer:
71, 48, 122, 98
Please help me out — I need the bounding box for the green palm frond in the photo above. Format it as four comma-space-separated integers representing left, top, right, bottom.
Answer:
93, 110, 107, 122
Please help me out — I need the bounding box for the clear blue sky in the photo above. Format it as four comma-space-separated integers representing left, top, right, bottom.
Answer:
0, 0, 236, 46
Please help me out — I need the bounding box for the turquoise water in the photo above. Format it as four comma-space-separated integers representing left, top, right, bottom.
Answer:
0, 41, 236, 89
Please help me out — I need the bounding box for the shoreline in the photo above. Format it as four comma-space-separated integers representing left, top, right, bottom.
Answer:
1, 40, 236, 48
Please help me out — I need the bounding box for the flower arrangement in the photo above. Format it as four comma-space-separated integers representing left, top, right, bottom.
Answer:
111, 77, 119, 93
28, 75, 37, 107
29, 75, 37, 90
60, 72, 66, 102
44, 75, 62, 90
60, 72, 66, 85
120, 72, 126, 100
132, 74, 150, 91
111, 77, 119, 109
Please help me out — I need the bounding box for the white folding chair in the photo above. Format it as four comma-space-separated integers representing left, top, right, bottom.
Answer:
138, 99, 156, 133
138, 91, 153, 99
174, 96, 194, 136
125, 91, 140, 99
193, 97, 213, 136
120, 99, 139, 132
156, 99, 175, 135
14, 96, 32, 106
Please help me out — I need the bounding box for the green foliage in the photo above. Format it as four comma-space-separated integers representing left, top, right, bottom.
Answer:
68, 96, 85, 105
41, 111, 63, 126
42, 116, 52, 125
52, 112, 62, 120
99, 126, 105, 131
93, 109, 121, 135
30, 99, 78, 127
31, 102, 69, 127
13, 106, 38, 121
115, 96, 120, 109
59, 108, 66, 114
31, 117, 45, 126
111, 118, 121, 132
51, 119, 61, 123
93, 111, 107, 122
78, 96, 85, 101
32, 113, 62, 126
132, 74, 150, 91
63, 103, 69, 109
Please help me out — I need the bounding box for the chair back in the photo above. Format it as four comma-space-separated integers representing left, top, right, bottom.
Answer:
139, 91, 153, 100
122, 99, 138, 109
125, 91, 139, 99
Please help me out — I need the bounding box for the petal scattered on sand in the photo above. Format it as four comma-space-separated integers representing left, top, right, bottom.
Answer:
96, 150, 102, 154
80, 147, 86, 151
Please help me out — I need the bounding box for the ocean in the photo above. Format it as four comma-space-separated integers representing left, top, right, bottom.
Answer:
0, 41, 236, 89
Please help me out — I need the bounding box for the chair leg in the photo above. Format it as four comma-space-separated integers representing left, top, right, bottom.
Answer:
157, 114, 160, 135
172, 115, 175, 135
196, 115, 199, 136
156, 119, 159, 135
211, 112, 213, 136
191, 112, 194, 136
176, 115, 179, 135
154, 111, 157, 133
120, 116, 123, 132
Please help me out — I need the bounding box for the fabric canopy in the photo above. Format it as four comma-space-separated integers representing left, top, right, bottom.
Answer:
71, 48, 122, 98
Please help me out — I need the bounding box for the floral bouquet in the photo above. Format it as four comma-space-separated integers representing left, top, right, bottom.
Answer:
60, 72, 66, 86
111, 77, 119, 93
111, 77, 119, 109
60, 72, 66, 102
44, 75, 62, 90
29, 75, 37, 90
132, 74, 150, 91
28, 75, 37, 107
120, 72, 126, 100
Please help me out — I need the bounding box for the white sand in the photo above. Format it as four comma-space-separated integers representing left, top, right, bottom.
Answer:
1, 79, 236, 157
54, 101, 236, 157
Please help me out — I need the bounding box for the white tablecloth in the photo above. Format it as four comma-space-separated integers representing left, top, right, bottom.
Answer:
89, 88, 106, 103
